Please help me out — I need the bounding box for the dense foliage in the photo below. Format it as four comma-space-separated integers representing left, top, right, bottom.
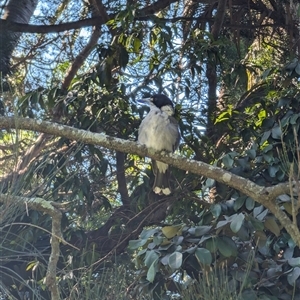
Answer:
1, 0, 300, 299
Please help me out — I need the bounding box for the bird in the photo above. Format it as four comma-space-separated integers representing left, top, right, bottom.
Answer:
138, 94, 180, 195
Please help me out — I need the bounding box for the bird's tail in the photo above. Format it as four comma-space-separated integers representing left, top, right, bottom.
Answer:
152, 160, 171, 195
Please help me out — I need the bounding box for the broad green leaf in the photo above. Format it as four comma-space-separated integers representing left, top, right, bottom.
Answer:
283, 203, 293, 215
246, 149, 256, 159
264, 217, 280, 237
278, 194, 291, 202
295, 62, 300, 75
241, 289, 257, 300
249, 216, 264, 231
288, 257, 300, 267
195, 248, 212, 265
253, 205, 264, 218
216, 220, 229, 229
173, 236, 184, 245
168, 252, 182, 269
185, 246, 197, 254
234, 196, 246, 211
153, 235, 164, 246
254, 230, 267, 247
160, 254, 170, 266
290, 113, 299, 124
222, 154, 234, 168
268, 165, 279, 178
140, 228, 159, 240
193, 226, 212, 236
277, 97, 291, 107
206, 238, 218, 253
260, 130, 271, 144
256, 208, 268, 221
217, 236, 237, 257
287, 267, 300, 285
162, 225, 182, 238
133, 37, 141, 52
137, 249, 147, 257
230, 213, 245, 233
147, 258, 159, 283
128, 239, 147, 250
284, 248, 294, 260
237, 225, 250, 241
245, 197, 255, 210
271, 126, 282, 139
288, 238, 296, 248
205, 178, 215, 188
211, 204, 222, 218
145, 250, 159, 268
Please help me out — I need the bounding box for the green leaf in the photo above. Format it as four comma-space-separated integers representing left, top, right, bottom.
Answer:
215, 111, 230, 123
234, 196, 246, 211
206, 238, 218, 253
290, 113, 299, 125
162, 225, 182, 238
133, 37, 141, 52
295, 62, 300, 75
211, 204, 222, 218
246, 149, 256, 159
168, 252, 182, 270
193, 226, 212, 236
128, 239, 147, 250
277, 97, 291, 107
253, 205, 263, 218
145, 250, 159, 268
222, 154, 234, 168
217, 236, 237, 257
237, 225, 250, 241
140, 228, 159, 239
264, 217, 280, 237
204, 178, 215, 188
287, 267, 300, 285
230, 213, 245, 233
271, 126, 282, 139
241, 289, 257, 300
195, 248, 212, 265
245, 197, 255, 210
147, 257, 159, 283
260, 130, 271, 144
254, 230, 267, 247
153, 236, 165, 246
216, 220, 229, 229
256, 208, 268, 221
26, 261, 38, 271
288, 257, 300, 267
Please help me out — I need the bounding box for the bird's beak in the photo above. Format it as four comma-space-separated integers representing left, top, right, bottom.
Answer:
137, 97, 152, 105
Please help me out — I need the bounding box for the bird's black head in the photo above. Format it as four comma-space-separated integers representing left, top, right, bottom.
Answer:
151, 94, 174, 108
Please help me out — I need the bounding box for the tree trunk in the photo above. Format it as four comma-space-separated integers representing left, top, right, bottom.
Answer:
0, 0, 38, 76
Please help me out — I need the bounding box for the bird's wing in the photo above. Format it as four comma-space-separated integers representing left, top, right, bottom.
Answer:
168, 116, 181, 151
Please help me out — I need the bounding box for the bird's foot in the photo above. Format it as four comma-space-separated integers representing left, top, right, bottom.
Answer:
153, 186, 171, 195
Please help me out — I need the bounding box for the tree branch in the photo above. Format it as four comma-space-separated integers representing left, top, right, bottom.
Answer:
211, 0, 227, 40
116, 151, 130, 205
0, 116, 299, 246
0, 18, 105, 33
0, 16, 285, 35
61, 27, 101, 90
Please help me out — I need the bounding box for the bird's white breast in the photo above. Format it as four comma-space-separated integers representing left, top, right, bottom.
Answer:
138, 106, 178, 152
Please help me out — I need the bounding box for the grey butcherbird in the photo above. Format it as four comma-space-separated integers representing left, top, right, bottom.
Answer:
138, 94, 180, 195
